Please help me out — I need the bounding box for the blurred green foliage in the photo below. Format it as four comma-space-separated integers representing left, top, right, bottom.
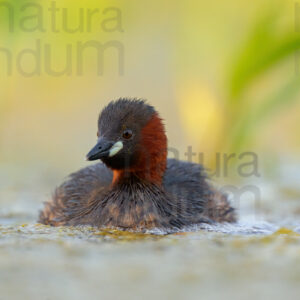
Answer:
225, 8, 300, 152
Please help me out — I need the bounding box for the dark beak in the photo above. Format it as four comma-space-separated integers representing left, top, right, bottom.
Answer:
86, 138, 114, 161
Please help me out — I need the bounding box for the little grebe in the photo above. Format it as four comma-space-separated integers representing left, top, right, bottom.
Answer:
39, 99, 236, 230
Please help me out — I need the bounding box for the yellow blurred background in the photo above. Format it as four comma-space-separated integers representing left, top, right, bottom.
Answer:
0, 0, 300, 189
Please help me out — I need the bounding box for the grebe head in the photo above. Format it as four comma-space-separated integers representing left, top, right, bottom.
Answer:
86, 98, 167, 184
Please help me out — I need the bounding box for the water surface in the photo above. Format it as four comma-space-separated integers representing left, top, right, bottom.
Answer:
1, 172, 300, 300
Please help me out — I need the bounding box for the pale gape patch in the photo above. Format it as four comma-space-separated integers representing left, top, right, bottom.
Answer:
109, 141, 123, 157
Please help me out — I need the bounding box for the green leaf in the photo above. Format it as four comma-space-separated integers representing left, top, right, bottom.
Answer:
228, 10, 300, 101
229, 76, 300, 151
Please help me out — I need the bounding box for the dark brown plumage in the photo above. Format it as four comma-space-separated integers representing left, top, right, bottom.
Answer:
39, 98, 236, 230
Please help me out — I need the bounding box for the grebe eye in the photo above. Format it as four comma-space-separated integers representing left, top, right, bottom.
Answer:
122, 129, 133, 139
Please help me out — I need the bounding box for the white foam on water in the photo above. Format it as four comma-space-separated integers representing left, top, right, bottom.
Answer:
146, 217, 280, 236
